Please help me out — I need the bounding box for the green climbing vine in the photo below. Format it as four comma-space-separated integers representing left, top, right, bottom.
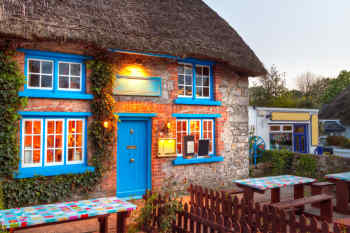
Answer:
0, 48, 116, 208
0, 49, 27, 177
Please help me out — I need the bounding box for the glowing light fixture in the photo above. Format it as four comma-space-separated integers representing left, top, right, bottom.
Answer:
158, 138, 176, 158
120, 65, 148, 77
103, 121, 109, 129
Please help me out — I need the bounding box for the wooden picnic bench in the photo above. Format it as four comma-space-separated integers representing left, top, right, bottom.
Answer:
0, 197, 136, 233
270, 194, 333, 222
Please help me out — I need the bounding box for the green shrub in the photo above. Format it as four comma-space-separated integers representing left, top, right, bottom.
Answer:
269, 149, 294, 175
295, 154, 318, 178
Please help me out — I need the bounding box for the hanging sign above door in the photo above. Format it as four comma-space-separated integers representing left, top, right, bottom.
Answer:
113, 76, 162, 97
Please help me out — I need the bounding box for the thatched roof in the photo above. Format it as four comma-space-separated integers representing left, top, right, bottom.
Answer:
319, 85, 350, 125
0, 0, 266, 77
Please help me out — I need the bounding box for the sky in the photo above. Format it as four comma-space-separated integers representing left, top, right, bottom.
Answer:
203, 0, 350, 89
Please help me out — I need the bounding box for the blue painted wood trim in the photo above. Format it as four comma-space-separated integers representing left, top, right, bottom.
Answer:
115, 113, 157, 117
19, 111, 92, 117
174, 98, 221, 106
18, 49, 92, 60
173, 156, 223, 165
15, 165, 95, 178
172, 113, 221, 118
19, 91, 94, 100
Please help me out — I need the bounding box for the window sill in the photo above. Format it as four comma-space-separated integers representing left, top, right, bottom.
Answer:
15, 164, 95, 178
174, 98, 221, 106
19, 90, 93, 100
172, 155, 223, 166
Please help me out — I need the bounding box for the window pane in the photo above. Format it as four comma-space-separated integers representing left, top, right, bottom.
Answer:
203, 67, 209, 76
70, 76, 81, 89
68, 135, 75, 147
71, 64, 81, 76
33, 136, 41, 149
196, 76, 202, 86
29, 74, 40, 87
283, 125, 292, 131
294, 126, 305, 133
33, 150, 40, 163
59, 76, 69, 89
76, 148, 83, 161
178, 85, 184, 96
69, 121, 75, 133
47, 150, 54, 163
42, 61, 53, 74
76, 135, 82, 146
196, 87, 202, 97
24, 136, 32, 147
56, 149, 63, 163
33, 121, 41, 134
203, 77, 209, 87
47, 121, 54, 134
25, 121, 32, 134
185, 75, 192, 85
68, 148, 74, 161
29, 60, 40, 73
196, 66, 202, 75
185, 86, 192, 96
24, 150, 32, 164
76, 120, 83, 133
56, 135, 63, 148
56, 121, 63, 133
41, 75, 52, 88
203, 88, 209, 97
59, 63, 69, 75
47, 135, 54, 147
178, 75, 184, 85
270, 125, 280, 132
184, 65, 192, 75
270, 133, 293, 151
177, 65, 184, 74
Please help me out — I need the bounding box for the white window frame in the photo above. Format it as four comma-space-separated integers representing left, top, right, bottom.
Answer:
269, 124, 293, 133
176, 120, 188, 155
27, 58, 54, 90
177, 63, 193, 98
66, 118, 85, 164
195, 65, 211, 99
22, 119, 43, 168
58, 62, 82, 91
202, 119, 214, 154
44, 119, 65, 166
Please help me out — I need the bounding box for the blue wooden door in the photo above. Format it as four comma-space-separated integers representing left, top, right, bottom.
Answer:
117, 119, 149, 198
293, 124, 308, 153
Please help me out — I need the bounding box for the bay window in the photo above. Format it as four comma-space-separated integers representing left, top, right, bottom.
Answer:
269, 124, 293, 151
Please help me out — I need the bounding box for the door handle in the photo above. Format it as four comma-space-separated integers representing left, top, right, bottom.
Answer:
130, 158, 135, 163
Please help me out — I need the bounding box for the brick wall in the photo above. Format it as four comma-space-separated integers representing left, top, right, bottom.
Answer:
14, 42, 250, 196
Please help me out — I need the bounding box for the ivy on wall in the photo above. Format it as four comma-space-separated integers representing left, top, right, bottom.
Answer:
0, 48, 116, 208
0, 49, 27, 177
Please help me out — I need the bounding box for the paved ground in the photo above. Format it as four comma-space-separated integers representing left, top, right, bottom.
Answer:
16, 185, 350, 232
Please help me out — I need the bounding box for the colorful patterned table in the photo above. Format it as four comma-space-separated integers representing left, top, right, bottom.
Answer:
0, 197, 137, 233
234, 175, 315, 204
326, 172, 350, 214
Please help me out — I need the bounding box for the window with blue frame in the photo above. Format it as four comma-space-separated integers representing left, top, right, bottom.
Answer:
18, 49, 93, 100
18, 115, 93, 178
175, 60, 221, 106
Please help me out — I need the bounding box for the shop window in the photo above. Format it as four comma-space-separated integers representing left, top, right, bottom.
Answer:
176, 119, 214, 157
18, 49, 93, 100
269, 124, 293, 151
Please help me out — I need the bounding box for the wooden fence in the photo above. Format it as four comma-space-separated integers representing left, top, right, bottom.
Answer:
143, 184, 350, 233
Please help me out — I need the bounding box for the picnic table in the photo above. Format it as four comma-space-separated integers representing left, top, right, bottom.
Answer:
234, 175, 315, 204
0, 197, 136, 233
326, 171, 350, 214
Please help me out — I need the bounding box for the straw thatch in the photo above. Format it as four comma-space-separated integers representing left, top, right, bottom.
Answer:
319, 85, 350, 125
0, 0, 266, 77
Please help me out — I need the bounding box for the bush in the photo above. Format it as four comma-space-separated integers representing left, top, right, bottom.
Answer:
269, 150, 294, 175
326, 135, 350, 149
295, 154, 317, 177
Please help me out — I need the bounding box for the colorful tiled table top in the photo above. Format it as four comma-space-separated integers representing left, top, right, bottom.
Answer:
0, 197, 136, 229
234, 175, 315, 191
326, 172, 350, 181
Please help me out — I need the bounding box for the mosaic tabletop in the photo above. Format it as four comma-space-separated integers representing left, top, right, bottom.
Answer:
326, 172, 350, 182
0, 197, 137, 229
234, 175, 315, 191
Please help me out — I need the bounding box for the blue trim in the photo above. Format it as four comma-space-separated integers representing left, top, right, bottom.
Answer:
177, 58, 214, 65
116, 113, 157, 117
18, 49, 92, 60
174, 98, 221, 106
15, 165, 95, 178
293, 124, 309, 153
19, 111, 92, 117
173, 156, 223, 165
172, 113, 221, 118
19, 91, 93, 100
19, 49, 92, 100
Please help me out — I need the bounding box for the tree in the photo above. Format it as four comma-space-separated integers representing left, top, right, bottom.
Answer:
249, 65, 287, 106
320, 70, 350, 104
296, 72, 320, 95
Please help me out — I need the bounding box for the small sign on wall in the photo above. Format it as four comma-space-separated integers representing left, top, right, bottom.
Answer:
198, 139, 210, 157
183, 135, 195, 158
158, 138, 177, 158
113, 76, 162, 96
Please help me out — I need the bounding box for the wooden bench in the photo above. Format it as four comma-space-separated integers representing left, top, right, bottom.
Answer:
0, 197, 136, 233
311, 182, 335, 208
270, 194, 333, 222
